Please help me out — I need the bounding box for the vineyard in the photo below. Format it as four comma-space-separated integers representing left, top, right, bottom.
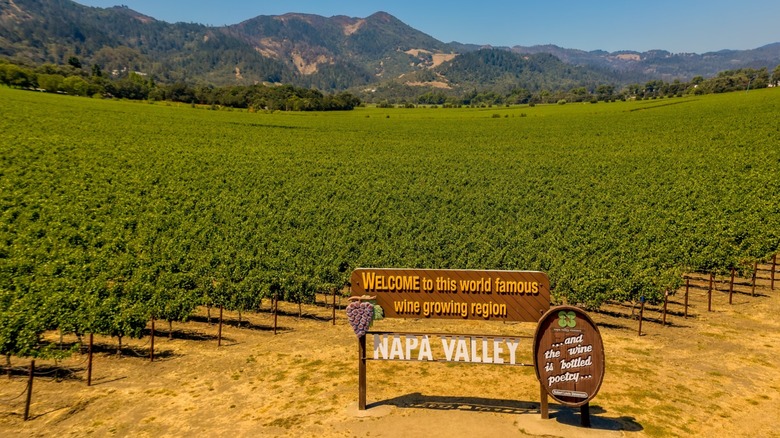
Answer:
1, 87, 779, 361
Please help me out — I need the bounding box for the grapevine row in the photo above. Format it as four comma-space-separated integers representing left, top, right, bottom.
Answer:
0, 86, 778, 359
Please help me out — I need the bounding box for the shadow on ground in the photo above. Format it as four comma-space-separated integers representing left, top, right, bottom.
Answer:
371, 392, 643, 432
551, 404, 643, 432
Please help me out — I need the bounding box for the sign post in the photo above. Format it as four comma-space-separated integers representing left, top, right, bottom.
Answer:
358, 334, 367, 410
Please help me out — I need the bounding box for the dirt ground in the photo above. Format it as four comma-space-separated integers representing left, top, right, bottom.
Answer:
2, 267, 779, 438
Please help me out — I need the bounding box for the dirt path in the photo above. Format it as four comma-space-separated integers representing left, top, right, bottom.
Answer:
2, 275, 779, 437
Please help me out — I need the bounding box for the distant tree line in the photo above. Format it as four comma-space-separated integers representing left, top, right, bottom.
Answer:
0, 58, 360, 111
2, 57, 778, 110
368, 65, 780, 107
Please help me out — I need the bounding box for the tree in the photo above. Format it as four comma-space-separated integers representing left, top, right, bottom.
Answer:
166, 82, 197, 104
750, 68, 770, 89
417, 91, 447, 105
508, 87, 532, 104
37, 74, 65, 92
111, 72, 152, 100
644, 80, 665, 97
62, 76, 90, 96
624, 83, 642, 99
596, 84, 615, 101
67, 57, 82, 69
773, 64, 780, 87
0, 64, 34, 88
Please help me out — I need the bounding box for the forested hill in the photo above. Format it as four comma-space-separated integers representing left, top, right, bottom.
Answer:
504, 43, 780, 83
226, 11, 452, 88
0, 0, 295, 85
432, 50, 614, 95
1, 0, 779, 94
0, 0, 453, 90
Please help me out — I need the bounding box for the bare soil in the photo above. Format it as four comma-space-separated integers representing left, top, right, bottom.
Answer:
2, 268, 779, 437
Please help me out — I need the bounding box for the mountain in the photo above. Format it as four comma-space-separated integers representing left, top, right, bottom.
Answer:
1, 0, 779, 94
505, 43, 780, 82
224, 11, 453, 89
0, 0, 456, 90
394, 49, 614, 94
0, 0, 294, 84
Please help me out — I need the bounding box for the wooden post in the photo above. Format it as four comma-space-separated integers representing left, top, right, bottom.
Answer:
772, 254, 777, 291
358, 335, 367, 410
539, 383, 549, 419
150, 317, 155, 362
24, 360, 34, 421
751, 261, 757, 297
662, 291, 669, 325
580, 402, 591, 427
708, 273, 713, 312
332, 289, 337, 326
273, 293, 278, 336
87, 333, 93, 386
217, 305, 223, 347
638, 298, 645, 336
728, 268, 735, 305
684, 278, 690, 318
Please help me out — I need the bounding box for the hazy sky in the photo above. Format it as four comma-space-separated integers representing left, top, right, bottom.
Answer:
73, 1, 780, 53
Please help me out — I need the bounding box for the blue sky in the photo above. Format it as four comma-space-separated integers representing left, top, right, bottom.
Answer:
74, 1, 780, 53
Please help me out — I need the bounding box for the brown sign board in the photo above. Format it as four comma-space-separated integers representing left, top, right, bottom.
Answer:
533, 306, 605, 406
350, 268, 550, 322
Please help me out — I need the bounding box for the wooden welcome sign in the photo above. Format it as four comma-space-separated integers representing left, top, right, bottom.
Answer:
350, 268, 551, 322
349, 268, 604, 426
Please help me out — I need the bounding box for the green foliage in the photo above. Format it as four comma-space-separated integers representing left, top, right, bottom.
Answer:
0, 59, 360, 110
436, 50, 610, 96
2, 0, 779, 99
698, 68, 770, 93
0, 87, 778, 358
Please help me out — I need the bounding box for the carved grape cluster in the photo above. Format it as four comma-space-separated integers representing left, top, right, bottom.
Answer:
346, 301, 375, 337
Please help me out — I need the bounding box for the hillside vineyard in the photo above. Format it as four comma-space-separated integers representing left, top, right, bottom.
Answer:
0, 87, 778, 358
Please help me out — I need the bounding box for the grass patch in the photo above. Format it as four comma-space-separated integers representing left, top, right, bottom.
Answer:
307, 359, 324, 368
642, 423, 672, 437
624, 347, 653, 356
323, 369, 342, 378
264, 416, 302, 429
271, 371, 288, 382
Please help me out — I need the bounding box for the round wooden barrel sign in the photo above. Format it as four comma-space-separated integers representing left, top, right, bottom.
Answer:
533, 306, 605, 406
